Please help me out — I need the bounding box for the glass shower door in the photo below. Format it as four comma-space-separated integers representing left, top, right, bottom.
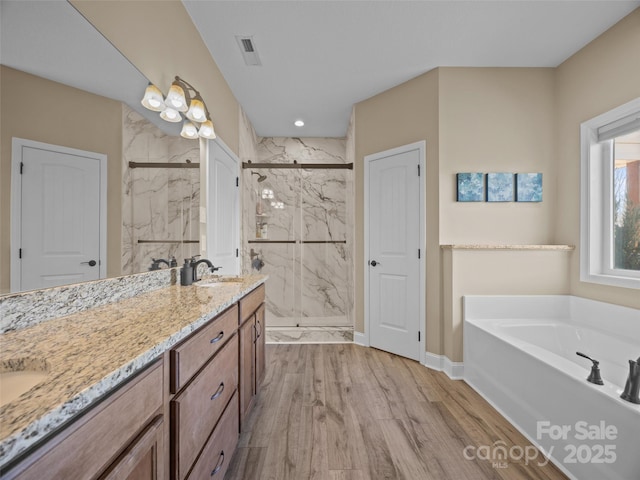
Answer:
299, 167, 350, 327
245, 163, 352, 329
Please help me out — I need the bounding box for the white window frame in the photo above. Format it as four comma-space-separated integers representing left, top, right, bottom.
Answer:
580, 97, 640, 289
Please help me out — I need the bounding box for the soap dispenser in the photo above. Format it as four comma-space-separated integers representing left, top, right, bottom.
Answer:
180, 259, 193, 286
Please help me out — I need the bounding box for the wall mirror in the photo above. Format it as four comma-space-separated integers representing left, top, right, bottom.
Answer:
0, 0, 203, 295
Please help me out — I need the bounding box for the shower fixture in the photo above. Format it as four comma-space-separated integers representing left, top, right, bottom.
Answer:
252, 171, 267, 182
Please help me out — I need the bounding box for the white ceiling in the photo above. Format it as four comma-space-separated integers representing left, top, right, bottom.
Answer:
184, 0, 640, 138
2, 1, 639, 140
0, 0, 181, 136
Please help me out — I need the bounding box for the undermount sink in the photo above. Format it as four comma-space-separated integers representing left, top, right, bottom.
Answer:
0, 358, 50, 407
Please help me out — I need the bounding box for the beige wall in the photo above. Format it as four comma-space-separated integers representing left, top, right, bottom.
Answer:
556, 8, 640, 310
0, 66, 123, 293
354, 69, 440, 353
442, 248, 572, 362
353, 9, 640, 362
71, 0, 240, 156
439, 67, 556, 244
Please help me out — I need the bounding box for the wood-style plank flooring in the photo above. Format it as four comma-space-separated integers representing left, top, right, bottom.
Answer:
225, 344, 568, 480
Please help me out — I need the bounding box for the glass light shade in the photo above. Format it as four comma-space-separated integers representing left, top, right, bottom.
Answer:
180, 120, 199, 139
165, 82, 188, 112
141, 84, 165, 112
160, 107, 182, 123
198, 119, 217, 139
186, 96, 207, 122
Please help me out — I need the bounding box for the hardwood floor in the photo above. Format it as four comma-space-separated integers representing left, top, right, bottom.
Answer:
225, 344, 568, 480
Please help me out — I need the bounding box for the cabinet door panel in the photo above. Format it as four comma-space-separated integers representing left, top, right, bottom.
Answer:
255, 304, 266, 388
99, 415, 164, 480
171, 335, 238, 480
238, 317, 256, 427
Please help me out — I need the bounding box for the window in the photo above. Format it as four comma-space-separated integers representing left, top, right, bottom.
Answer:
581, 98, 640, 289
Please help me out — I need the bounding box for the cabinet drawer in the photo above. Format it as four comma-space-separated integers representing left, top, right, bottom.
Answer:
239, 284, 265, 325
4, 361, 163, 480
170, 304, 238, 393
171, 335, 238, 480
186, 392, 239, 480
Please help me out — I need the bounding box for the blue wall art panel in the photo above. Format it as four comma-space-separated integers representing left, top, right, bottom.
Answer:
516, 173, 543, 202
486, 173, 514, 202
457, 173, 484, 202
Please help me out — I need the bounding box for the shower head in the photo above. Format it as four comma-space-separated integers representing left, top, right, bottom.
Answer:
252, 171, 267, 183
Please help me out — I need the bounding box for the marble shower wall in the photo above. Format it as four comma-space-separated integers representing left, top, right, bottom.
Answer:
243, 137, 354, 327
122, 106, 200, 274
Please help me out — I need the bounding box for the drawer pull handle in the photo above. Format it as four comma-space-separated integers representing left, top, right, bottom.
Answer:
210, 332, 224, 344
211, 450, 225, 476
210, 382, 225, 400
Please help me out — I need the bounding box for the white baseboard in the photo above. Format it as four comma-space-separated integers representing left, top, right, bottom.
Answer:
353, 331, 368, 346
423, 352, 464, 380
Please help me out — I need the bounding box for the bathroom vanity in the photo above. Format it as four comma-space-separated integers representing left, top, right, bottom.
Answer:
0, 275, 267, 480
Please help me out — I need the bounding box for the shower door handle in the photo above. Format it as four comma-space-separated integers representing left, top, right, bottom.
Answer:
369, 260, 380, 267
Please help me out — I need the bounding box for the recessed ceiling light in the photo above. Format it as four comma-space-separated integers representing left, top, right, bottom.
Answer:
294, 120, 304, 127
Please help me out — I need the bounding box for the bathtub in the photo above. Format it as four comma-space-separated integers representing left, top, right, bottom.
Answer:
463, 295, 640, 480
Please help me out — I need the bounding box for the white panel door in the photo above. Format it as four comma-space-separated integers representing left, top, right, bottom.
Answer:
367, 146, 422, 361
19, 145, 103, 291
206, 139, 240, 274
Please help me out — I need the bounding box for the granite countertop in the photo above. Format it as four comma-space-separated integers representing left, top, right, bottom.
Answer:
0, 275, 266, 468
440, 244, 575, 250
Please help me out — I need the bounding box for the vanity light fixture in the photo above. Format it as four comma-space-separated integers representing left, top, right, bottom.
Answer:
141, 83, 165, 111
180, 120, 199, 139
160, 107, 182, 123
140, 76, 217, 140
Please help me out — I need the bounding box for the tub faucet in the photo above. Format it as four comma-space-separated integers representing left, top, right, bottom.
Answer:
621, 357, 640, 404
191, 257, 221, 283
576, 352, 604, 385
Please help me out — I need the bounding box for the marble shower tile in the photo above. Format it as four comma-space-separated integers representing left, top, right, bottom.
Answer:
244, 137, 352, 328
122, 105, 201, 274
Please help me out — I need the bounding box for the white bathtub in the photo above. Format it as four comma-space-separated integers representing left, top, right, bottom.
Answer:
463, 295, 640, 480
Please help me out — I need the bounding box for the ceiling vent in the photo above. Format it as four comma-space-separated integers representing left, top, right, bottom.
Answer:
235, 35, 262, 66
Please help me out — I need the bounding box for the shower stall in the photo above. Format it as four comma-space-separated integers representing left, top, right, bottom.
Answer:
243, 160, 353, 334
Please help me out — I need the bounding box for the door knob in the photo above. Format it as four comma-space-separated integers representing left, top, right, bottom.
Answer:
81, 260, 97, 267
370, 260, 380, 267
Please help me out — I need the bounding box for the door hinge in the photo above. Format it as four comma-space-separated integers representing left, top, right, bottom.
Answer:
417, 164, 420, 177
20, 162, 24, 174
418, 331, 421, 342
418, 249, 421, 259
236, 248, 239, 257
236, 177, 239, 187
18, 248, 22, 259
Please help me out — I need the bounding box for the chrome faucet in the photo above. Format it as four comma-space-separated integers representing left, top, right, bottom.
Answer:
190, 257, 221, 283
621, 357, 640, 404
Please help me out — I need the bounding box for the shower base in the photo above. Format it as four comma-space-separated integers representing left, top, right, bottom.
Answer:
265, 313, 351, 328
265, 326, 353, 344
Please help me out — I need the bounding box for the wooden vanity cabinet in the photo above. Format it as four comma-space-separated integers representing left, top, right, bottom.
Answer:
1, 283, 266, 480
169, 305, 240, 480
238, 285, 266, 427
1, 360, 165, 480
